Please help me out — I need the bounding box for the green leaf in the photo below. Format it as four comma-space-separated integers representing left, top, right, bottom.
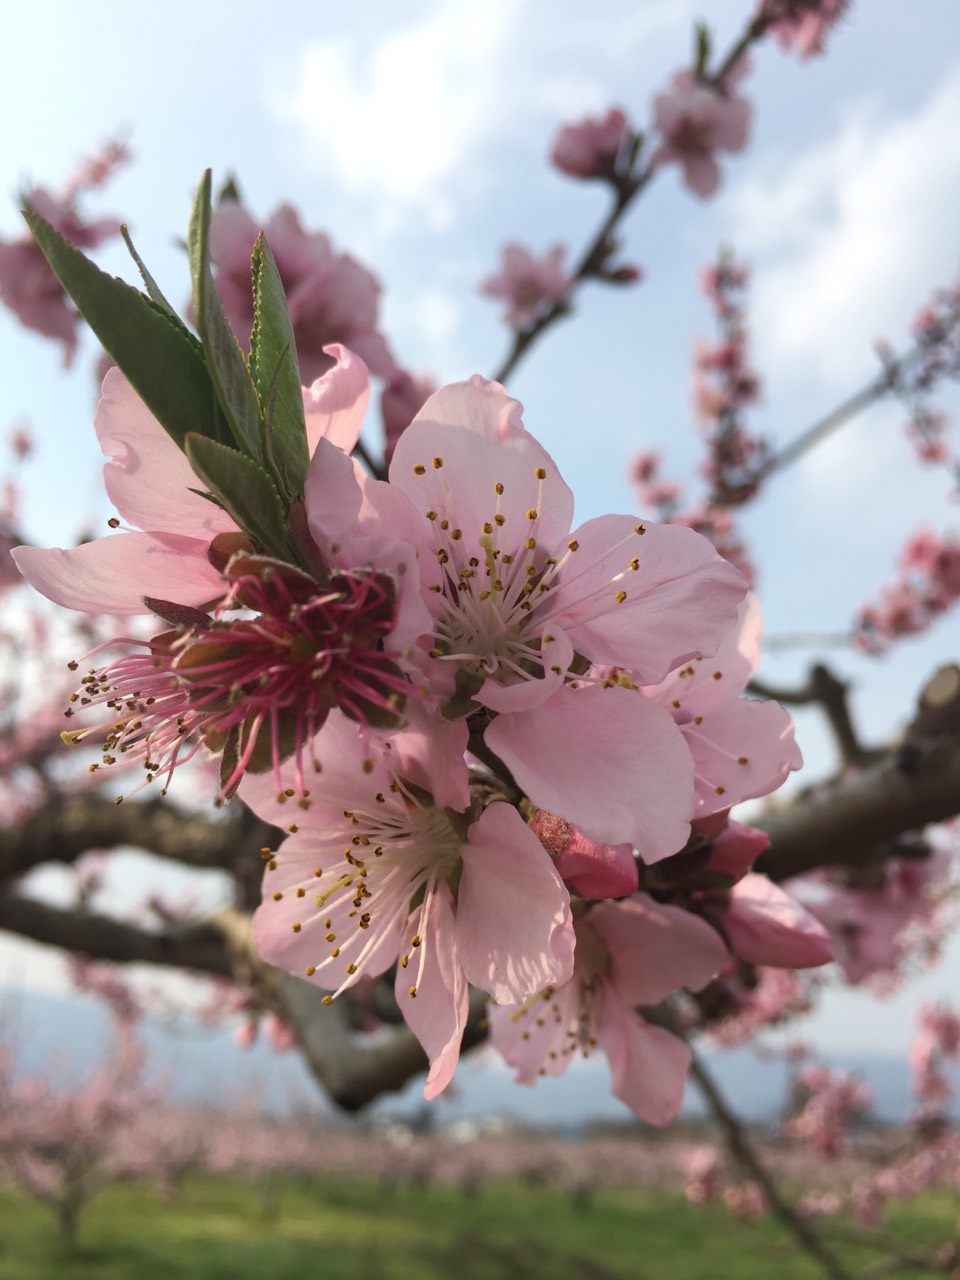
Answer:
119, 226, 181, 320
188, 171, 265, 464
184, 435, 290, 561
24, 210, 219, 451
249, 234, 309, 499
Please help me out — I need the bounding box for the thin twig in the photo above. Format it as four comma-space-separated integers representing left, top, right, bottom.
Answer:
488, 12, 772, 387
689, 1048, 853, 1280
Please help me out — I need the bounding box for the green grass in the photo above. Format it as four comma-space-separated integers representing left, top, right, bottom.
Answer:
0, 1176, 954, 1280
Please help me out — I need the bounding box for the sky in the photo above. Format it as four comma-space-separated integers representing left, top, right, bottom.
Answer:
1, 0, 959, 1070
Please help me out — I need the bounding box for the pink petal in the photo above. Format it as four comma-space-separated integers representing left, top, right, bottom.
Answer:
252, 833, 405, 993
595, 990, 692, 1125
96, 368, 238, 538
12, 533, 225, 615
389, 382, 575, 554
547, 515, 746, 683
304, 438, 364, 543
724, 874, 834, 969
302, 344, 371, 457
395, 884, 469, 1099
487, 983, 581, 1084
683, 696, 802, 818
457, 801, 574, 1004
591, 894, 728, 1006
486, 685, 695, 860
477, 629, 574, 713
389, 702, 470, 812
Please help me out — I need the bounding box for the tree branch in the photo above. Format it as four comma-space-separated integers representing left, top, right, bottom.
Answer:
689, 1048, 852, 1280
0, 894, 235, 977
0, 791, 273, 887
758, 665, 960, 880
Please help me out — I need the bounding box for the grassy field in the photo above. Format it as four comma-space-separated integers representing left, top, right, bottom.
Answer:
0, 1176, 954, 1280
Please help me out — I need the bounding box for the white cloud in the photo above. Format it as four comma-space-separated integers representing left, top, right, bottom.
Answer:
723, 64, 960, 395
263, 0, 727, 233
266, 2, 523, 230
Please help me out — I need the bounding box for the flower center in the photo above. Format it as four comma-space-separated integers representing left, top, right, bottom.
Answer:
62, 555, 409, 800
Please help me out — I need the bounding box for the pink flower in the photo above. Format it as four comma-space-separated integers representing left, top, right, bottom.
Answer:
489, 894, 728, 1124
720, 874, 834, 968
0, 143, 129, 364
643, 595, 802, 818
651, 67, 752, 198
385, 376, 747, 856
0, 187, 122, 365
380, 368, 436, 463
13, 349, 429, 798
207, 202, 395, 385
763, 0, 850, 60
550, 107, 631, 179
480, 244, 570, 329
243, 707, 575, 1099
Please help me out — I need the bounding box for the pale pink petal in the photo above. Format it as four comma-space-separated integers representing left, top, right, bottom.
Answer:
683, 696, 802, 817
457, 801, 574, 1004
389, 702, 470, 812
595, 990, 692, 1125
645, 594, 761, 714
353, 470, 430, 545
591, 894, 728, 1006
253, 837, 405, 995
724, 874, 834, 969
546, 516, 746, 683
487, 983, 581, 1084
390, 380, 575, 552
302, 344, 370, 456
477, 629, 574, 713
486, 685, 695, 860
96, 368, 238, 538
413, 375, 527, 442
395, 884, 469, 1099
683, 155, 722, 198
304, 438, 364, 543
12, 533, 224, 615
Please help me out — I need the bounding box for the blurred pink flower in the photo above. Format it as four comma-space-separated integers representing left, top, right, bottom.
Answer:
480, 243, 570, 329
550, 107, 630, 179
380, 368, 436, 463
763, 0, 850, 59
208, 201, 395, 385
0, 142, 129, 364
490, 894, 727, 1124
651, 66, 752, 198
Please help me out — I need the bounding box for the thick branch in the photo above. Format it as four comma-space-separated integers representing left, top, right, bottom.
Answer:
0, 894, 235, 977
0, 791, 272, 885
758, 666, 960, 880
750, 663, 882, 771
215, 908, 487, 1111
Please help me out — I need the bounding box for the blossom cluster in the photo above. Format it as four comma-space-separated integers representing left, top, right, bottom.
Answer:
856, 528, 960, 654
0, 140, 129, 365
12, 335, 828, 1121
